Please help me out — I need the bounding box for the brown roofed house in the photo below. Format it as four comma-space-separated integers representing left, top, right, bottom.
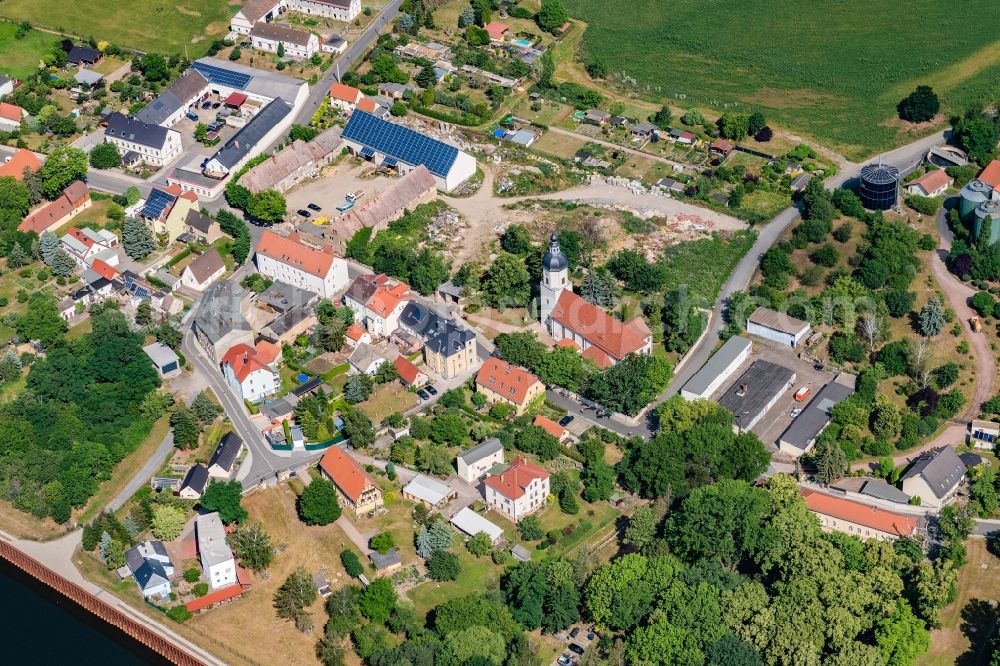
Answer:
319, 447, 384, 515
475, 358, 544, 415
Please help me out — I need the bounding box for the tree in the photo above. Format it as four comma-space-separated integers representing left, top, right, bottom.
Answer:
288, 124, 318, 142
229, 45, 241, 61
16, 292, 67, 348
814, 440, 847, 484
191, 391, 220, 424
466, 531, 492, 557
584, 553, 675, 631
122, 217, 155, 260
587, 58, 609, 79
152, 505, 184, 540
884, 289, 916, 318
444, 626, 506, 664
416, 520, 454, 557
649, 105, 672, 130
897, 86, 940, 123
89, 142, 121, 169
273, 567, 317, 629
428, 550, 461, 580
340, 549, 363, 577
458, 5, 475, 27
0, 176, 30, 218
341, 406, 375, 447
747, 111, 767, 136
6, 242, 28, 268
229, 522, 275, 572
246, 189, 286, 222
37, 146, 88, 198
415, 64, 438, 89
918, 295, 946, 336
169, 405, 200, 449
500, 224, 533, 254
580, 269, 619, 307
519, 515, 544, 540
199, 481, 247, 524
359, 577, 396, 623
47, 247, 76, 277
875, 600, 930, 666
536, 0, 568, 33
623, 504, 657, 552
135, 300, 153, 327
537, 50, 555, 88
482, 252, 532, 309
913, 559, 957, 627
138, 53, 169, 81
718, 113, 750, 141
370, 531, 395, 554
299, 479, 342, 525
344, 373, 374, 403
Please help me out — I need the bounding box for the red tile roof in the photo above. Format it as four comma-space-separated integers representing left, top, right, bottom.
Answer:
710, 139, 733, 152
254, 339, 281, 365
908, 169, 952, 194
346, 323, 366, 341
220, 343, 274, 383
484, 455, 548, 500
394, 355, 423, 386
319, 446, 374, 503
0, 149, 41, 180
484, 22, 509, 39
185, 583, 245, 613
0, 102, 25, 122
476, 358, 542, 406
224, 92, 248, 107
330, 82, 363, 104
18, 180, 90, 234
800, 488, 917, 537
256, 230, 335, 277
367, 283, 409, 318
551, 290, 648, 361
533, 415, 564, 440
555, 338, 580, 350
67, 227, 95, 248
679, 131, 696, 141
357, 97, 379, 114
90, 258, 119, 281
979, 161, 1000, 190
581, 345, 613, 368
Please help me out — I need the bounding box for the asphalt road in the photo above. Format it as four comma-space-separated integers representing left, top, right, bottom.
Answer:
106, 431, 175, 512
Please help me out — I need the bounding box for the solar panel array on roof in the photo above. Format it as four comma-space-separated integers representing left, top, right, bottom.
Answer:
343, 111, 459, 178
140, 189, 175, 219
191, 61, 252, 90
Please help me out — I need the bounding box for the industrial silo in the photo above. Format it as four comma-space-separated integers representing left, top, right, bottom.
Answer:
859, 162, 900, 210
973, 199, 1000, 245
960, 178, 993, 222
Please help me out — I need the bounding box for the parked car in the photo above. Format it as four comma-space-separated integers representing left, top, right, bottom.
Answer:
185, 111, 199, 121
568, 644, 585, 656
200, 101, 211, 109
297, 209, 311, 218
559, 415, 575, 427
211, 102, 221, 109
417, 389, 430, 400
793, 387, 811, 402
307, 203, 322, 211
569, 627, 581, 638
425, 385, 438, 396
586, 630, 595, 641
790, 407, 802, 418
557, 656, 573, 666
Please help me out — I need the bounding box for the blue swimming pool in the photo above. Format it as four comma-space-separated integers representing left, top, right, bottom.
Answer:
513, 39, 532, 48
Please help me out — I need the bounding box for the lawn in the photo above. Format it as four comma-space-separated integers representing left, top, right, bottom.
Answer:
406, 546, 502, 618
563, 0, 1000, 159
532, 131, 589, 160
0, 22, 60, 79
918, 539, 1000, 666
359, 382, 419, 424
0, 499, 66, 540
0, 0, 234, 56
659, 229, 758, 306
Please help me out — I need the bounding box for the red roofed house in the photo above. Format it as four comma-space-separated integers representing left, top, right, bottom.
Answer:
979, 160, 1000, 193
220, 343, 280, 403
19, 180, 92, 235
319, 446, 384, 515
801, 488, 918, 541
476, 358, 545, 416
539, 233, 652, 367
484, 456, 550, 522
345, 323, 372, 348
90, 258, 119, 282
356, 97, 388, 118
0, 102, 26, 131
904, 169, 953, 198
533, 414, 572, 445
484, 22, 510, 41
394, 355, 428, 388
709, 139, 734, 156
342, 273, 412, 337
254, 229, 349, 298
330, 82, 364, 112
0, 148, 42, 180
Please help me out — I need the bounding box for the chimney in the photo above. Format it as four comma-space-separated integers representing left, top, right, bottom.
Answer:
243, 351, 249, 365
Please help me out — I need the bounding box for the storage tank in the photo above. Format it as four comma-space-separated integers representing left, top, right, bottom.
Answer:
859, 162, 900, 210
973, 199, 1000, 245
960, 178, 993, 222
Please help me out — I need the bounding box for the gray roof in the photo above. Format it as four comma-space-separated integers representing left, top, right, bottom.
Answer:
258, 280, 315, 313
143, 342, 180, 368
182, 464, 209, 494
369, 547, 401, 570
74, 69, 103, 86
860, 479, 911, 504
193, 57, 306, 104
450, 507, 504, 541
458, 438, 503, 465
901, 447, 967, 499
185, 209, 216, 235
185, 248, 225, 284
747, 306, 810, 337
196, 511, 234, 568
192, 280, 251, 345
208, 99, 292, 170
132, 558, 169, 593
67, 46, 100, 64
681, 335, 750, 397
262, 304, 312, 338
398, 300, 444, 338
511, 544, 531, 561
262, 394, 298, 421
632, 122, 657, 134
425, 321, 476, 356
402, 474, 453, 505
136, 71, 204, 124
349, 342, 384, 372
105, 113, 174, 150
209, 432, 244, 473
250, 22, 314, 46
717, 360, 795, 430
778, 380, 854, 450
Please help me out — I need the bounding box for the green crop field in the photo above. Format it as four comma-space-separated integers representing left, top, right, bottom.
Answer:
0, 0, 234, 56
0, 22, 62, 79
564, 0, 1000, 159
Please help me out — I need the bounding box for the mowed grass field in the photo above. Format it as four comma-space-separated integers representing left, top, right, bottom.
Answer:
0, 0, 235, 56
0, 22, 61, 79
563, 0, 1000, 159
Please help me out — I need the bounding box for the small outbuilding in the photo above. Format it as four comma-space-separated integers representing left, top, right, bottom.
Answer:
401, 474, 457, 508
746, 306, 811, 347
143, 342, 180, 377
369, 548, 402, 575
450, 507, 504, 544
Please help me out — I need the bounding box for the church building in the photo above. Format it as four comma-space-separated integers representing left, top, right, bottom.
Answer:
540, 233, 652, 367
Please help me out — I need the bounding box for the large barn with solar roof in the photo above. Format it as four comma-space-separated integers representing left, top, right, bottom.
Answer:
340, 111, 477, 192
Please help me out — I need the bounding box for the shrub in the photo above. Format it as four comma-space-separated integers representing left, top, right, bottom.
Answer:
340, 549, 363, 578
193, 583, 209, 597
183, 568, 200, 583
166, 606, 191, 623
427, 551, 461, 581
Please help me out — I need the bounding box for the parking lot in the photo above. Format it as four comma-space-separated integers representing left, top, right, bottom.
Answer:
171, 94, 245, 157
551, 624, 598, 664
709, 337, 835, 453
284, 161, 400, 223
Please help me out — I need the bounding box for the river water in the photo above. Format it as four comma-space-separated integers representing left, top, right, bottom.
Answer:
0, 558, 168, 664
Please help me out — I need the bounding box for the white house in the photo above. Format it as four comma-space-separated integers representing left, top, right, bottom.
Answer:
180, 249, 226, 292
103, 113, 182, 166
900, 447, 967, 509
746, 306, 811, 348
348, 342, 386, 376
254, 230, 349, 298
329, 82, 364, 112
450, 507, 504, 543
904, 169, 953, 198
456, 438, 504, 483
0, 102, 26, 131
180, 464, 209, 499
60, 226, 117, 269
250, 22, 320, 60
208, 432, 245, 479
125, 540, 174, 599
484, 456, 549, 522
221, 343, 281, 403
196, 512, 237, 590
290, 0, 360, 23
801, 489, 918, 542
343, 273, 411, 338
231, 0, 287, 34
0, 76, 14, 99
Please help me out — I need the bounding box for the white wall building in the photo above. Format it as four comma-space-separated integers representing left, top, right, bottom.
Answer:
484, 456, 550, 522
290, 0, 360, 22
221, 343, 281, 403
197, 512, 237, 589
681, 336, 752, 400
456, 438, 504, 484
231, 0, 287, 34
250, 22, 320, 60
746, 306, 811, 348
103, 113, 182, 166
254, 230, 349, 298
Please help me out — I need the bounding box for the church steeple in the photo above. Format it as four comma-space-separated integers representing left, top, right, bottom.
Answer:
540, 231, 568, 326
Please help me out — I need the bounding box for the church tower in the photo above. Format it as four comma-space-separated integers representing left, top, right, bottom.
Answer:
540, 232, 568, 327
